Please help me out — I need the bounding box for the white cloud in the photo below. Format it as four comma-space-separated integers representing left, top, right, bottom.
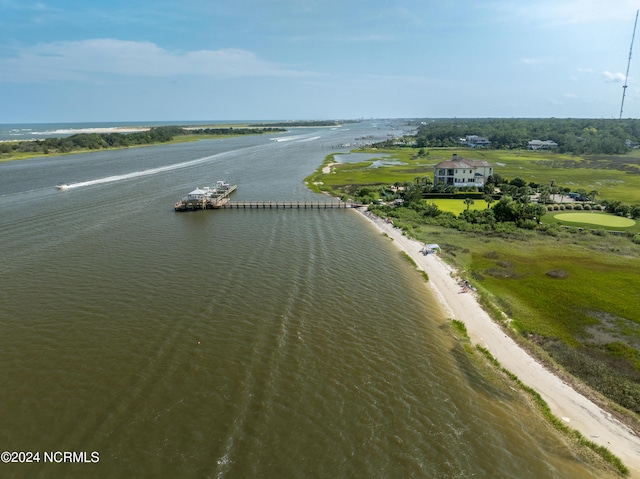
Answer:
0, 39, 318, 82
603, 71, 626, 83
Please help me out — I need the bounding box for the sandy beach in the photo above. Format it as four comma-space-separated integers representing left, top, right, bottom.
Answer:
355, 207, 640, 477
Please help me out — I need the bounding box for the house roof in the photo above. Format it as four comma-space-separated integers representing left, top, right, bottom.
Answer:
434, 157, 492, 168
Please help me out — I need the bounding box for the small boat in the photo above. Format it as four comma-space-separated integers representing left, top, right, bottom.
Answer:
56, 184, 69, 190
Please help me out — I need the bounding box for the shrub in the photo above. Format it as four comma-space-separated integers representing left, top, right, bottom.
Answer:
632, 234, 640, 244
546, 270, 569, 279
593, 204, 603, 211
484, 268, 523, 279
553, 205, 560, 211
574, 204, 583, 210
583, 204, 591, 210
565, 204, 574, 210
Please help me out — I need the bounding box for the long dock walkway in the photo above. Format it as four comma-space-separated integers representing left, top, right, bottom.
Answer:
218, 201, 363, 209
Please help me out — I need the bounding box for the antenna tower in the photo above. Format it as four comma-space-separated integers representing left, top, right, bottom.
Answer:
620, 9, 639, 119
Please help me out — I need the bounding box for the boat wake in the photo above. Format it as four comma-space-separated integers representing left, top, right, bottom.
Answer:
55, 153, 228, 191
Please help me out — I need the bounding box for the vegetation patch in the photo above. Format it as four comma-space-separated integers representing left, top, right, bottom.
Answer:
554, 213, 636, 228
546, 269, 569, 279
451, 319, 468, 338
483, 268, 523, 279
542, 339, 640, 416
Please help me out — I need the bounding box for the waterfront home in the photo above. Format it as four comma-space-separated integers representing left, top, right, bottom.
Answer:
462, 135, 491, 148
528, 139, 558, 150
433, 154, 493, 188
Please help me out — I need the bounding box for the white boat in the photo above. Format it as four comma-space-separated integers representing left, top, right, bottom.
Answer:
56, 184, 69, 190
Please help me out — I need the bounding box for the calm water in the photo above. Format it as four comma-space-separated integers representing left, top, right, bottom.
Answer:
0, 123, 604, 478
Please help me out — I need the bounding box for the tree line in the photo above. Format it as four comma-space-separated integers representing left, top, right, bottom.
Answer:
403, 118, 640, 155
0, 125, 286, 156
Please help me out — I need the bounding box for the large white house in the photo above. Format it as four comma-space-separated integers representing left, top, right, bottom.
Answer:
433, 154, 494, 188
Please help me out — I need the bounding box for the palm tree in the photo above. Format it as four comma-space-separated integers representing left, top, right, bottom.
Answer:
464, 197, 475, 211
483, 194, 494, 209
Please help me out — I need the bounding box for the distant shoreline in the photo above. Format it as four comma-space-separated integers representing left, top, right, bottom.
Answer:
0, 125, 286, 162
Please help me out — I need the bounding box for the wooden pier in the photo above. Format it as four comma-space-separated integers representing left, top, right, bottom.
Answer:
217, 201, 362, 210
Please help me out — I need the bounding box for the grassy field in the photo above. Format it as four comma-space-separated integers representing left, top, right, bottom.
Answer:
542, 211, 639, 233
429, 198, 489, 214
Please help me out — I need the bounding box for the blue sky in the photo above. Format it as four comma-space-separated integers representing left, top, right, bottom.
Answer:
1, 0, 639, 122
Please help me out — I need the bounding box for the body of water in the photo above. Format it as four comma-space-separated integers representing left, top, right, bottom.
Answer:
0, 122, 604, 478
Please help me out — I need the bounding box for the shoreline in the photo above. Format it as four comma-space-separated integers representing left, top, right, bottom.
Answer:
354, 207, 640, 477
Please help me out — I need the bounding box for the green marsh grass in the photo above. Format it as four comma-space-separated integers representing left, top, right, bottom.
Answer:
412, 226, 640, 345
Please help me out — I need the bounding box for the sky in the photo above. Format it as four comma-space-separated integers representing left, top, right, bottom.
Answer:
1, 0, 640, 122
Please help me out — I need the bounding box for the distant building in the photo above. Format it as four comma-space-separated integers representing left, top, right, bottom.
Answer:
462, 135, 491, 148
433, 154, 493, 188
528, 139, 558, 150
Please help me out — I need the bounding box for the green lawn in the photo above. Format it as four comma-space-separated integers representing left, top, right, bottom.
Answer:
554, 212, 636, 228
430, 199, 488, 215
542, 211, 640, 233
